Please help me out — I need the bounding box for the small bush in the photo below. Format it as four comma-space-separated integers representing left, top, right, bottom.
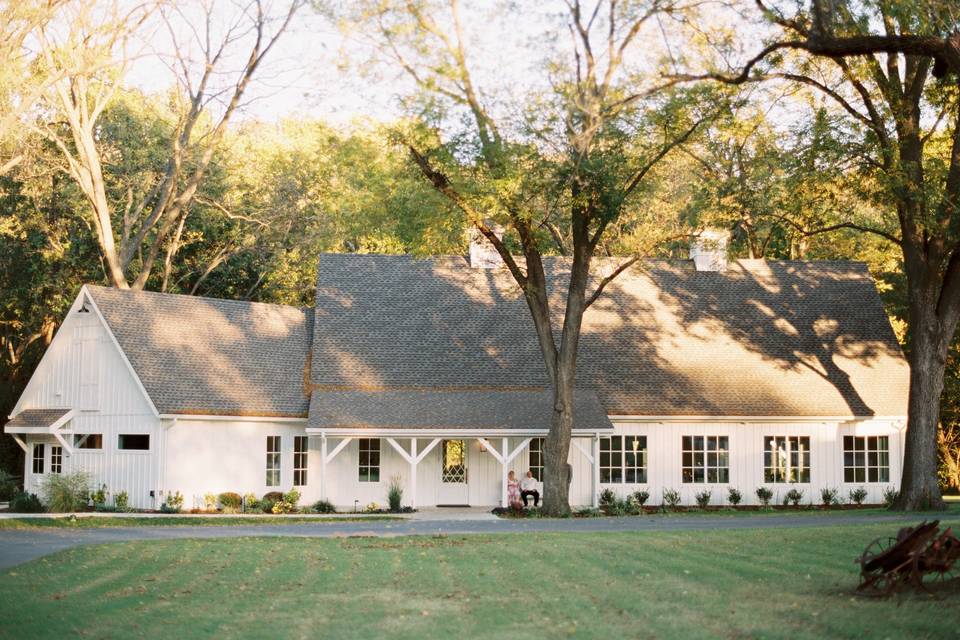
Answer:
849, 487, 868, 505
631, 490, 650, 506
114, 491, 130, 512
607, 496, 640, 516
882, 486, 900, 508
283, 489, 301, 507
820, 487, 839, 506
785, 488, 804, 506
90, 484, 108, 506
219, 492, 242, 510
261, 491, 283, 514
575, 507, 602, 518
271, 499, 296, 514
203, 493, 217, 511
387, 475, 404, 513
694, 490, 712, 508
755, 487, 773, 507
313, 499, 336, 514
662, 488, 681, 509
727, 487, 742, 506
599, 488, 617, 506
161, 491, 184, 513
41, 470, 90, 512
243, 493, 259, 512
0, 469, 17, 501
10, 491, 43, 513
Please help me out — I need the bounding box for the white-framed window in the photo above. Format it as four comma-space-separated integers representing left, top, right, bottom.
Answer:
843, 436, 889, 483
682, 436, 729, 483
51, 445, 63, 474
600, 436, 647, 483
529, 438, 545, 482
74, 434, 103, 450
358, 438, 380, 482
118, 434, 150, 451
266, 436, 281, 487
32, 443, 45, 474
764, 436, 810, 483
294, 436, 308, 487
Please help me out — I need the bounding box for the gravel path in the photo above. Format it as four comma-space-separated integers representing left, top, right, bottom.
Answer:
0, 511, 950, 570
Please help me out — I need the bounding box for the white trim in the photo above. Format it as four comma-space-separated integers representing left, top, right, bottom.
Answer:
11, 435, 28, 453
80, 286, 160, 417
158, 414, 307, 423
571, 439, 594, 464
324, 437, 353, 464
608, 415, 907, 423
307, 428, 604, 437
476, 438, 503, 464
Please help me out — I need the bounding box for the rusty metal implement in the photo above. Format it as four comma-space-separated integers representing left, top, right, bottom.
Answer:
857, 520, 960, 596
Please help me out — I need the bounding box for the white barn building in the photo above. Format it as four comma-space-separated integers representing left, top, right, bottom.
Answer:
5, 243, 910, 510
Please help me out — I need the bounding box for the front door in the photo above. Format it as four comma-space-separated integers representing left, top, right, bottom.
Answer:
437, 439, 469, 505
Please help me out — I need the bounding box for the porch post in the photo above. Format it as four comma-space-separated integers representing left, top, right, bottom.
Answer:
592, 434, 600, 508
320, 435, 328, 500
410, 438, 418, 509
501, 437, 509, 508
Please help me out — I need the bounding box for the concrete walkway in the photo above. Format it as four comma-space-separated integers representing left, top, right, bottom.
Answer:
0, 511, 954, 570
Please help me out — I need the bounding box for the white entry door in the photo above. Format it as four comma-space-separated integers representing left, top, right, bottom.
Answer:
437, 439, 469, 505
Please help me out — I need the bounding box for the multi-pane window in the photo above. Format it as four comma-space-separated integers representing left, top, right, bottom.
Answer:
118, 434, 150, 450
358, 438, 380, 482
681, 436, 729, 483
600, 436, 647, 483
32, 443, 45, 474
843, 436, 889, 483
294, 436, 308, 487
529, 438, 545, 482
764, 436, 811, 483
51, 445, 63, 474
74, 434, 103, 449
265, 436, 281, 487
441, 440, 466, 483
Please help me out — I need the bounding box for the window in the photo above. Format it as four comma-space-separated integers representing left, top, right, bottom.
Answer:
294, 436, 308, 487
32, 443, 44, 474
764, 436, 811, 483
529, 438, 544, 481
51, 445, 63, 474
358, 438, 380, 482
600, 436, 648, 483
441, 440, 466, 483
682, 436, 729, 483
266, 436, 281, 486
118, 434, 150, 450
74, 434, 103, 449
844, 436, 889, 483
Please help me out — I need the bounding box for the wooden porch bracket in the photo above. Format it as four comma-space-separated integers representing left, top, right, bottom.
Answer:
386, 437, 441, 509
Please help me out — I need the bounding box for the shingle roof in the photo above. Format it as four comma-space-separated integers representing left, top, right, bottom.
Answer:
5, 409, 72, 430
310, 254, 910, 418
307, 389, 613, 431
86, 285, 312, 417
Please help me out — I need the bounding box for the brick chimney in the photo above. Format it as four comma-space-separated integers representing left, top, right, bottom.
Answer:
690, 229, 730, 272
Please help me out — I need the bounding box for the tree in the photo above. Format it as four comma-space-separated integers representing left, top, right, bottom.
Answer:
344, 0, 713, 515
679, 0, 960, 509
26, 0, 302, 290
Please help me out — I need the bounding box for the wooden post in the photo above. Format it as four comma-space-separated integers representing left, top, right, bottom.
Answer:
501, 437, 509, 508
592, 434, 600, 508
410, 438, 418, 509
320, 435, 328, 500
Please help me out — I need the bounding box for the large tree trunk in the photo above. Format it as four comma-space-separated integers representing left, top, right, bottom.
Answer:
542, 380, 575, 516
894, 305, 948, 510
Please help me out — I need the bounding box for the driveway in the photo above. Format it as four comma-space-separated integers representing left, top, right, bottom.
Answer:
0, 511, 952, 570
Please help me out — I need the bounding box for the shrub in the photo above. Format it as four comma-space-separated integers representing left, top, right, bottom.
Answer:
694, 490, 712, 508
243, 493, 260, 512
574, 507, 602, 518
203, 493, 217, 511
10, 491, 43, 513
820, 487, 839, 507
785, 488, 804, 506
313, 499, 336, 514
755, 487, 773, 507
599, 488, 617, 506
90, 484, 108, 506
387, 475, 404, 513
662, 488, 681, 509
283, 489, 301, 506
631, 490, 650, 506
882, 486, 900, 508
364, 501, 380, 513
607, 496, 640, 516
41, 470, 90, 513
161, 491, 184, 513
849, 487, 868, 505
219, 492, 242, 510
114, 491, 130, 512
0, 469, 17, 501
261, 491, 283, 514
271, 499, 296, 514
727, 487, 742, 506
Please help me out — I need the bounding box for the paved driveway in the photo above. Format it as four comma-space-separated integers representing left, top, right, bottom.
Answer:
0, 511, 951, 570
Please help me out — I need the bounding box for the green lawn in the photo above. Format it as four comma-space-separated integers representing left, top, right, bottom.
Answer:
0, 515, 401, 529
1, 524, 959, 639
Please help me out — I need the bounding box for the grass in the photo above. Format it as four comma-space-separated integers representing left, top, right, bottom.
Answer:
0, 515, 401, 529
1, 524, 959, 639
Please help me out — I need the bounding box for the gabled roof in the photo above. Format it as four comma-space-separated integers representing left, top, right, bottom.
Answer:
310, 254, 910, 418
86, 285, 312, 417
5, 409, 72, 431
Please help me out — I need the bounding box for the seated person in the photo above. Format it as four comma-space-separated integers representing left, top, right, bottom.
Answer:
520, 471, 540, 507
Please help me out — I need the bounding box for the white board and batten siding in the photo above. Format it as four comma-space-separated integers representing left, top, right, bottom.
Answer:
16, 292, 160, 509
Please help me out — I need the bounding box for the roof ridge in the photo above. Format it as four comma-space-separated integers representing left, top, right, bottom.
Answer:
84, 283, 309, 314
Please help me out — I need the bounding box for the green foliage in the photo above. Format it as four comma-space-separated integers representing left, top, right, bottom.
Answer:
849, 487, 869, 506
784, 489, 804, 507
883, 486, 900, 508
161, 491, 184, 514
90, 484, 108, 507
631, 490, 650, 506
219, 492, 242, 510
695, 490, 712, 508
599, 488, 617, 506
114, 491, 130, 512
313, 499, 336, 514
755, 487, 773, 507
242, 493, 260, 513
283, 489, 300, 507
387, 475, 404, 513
820, 487, 839, 507
41, 471, 90, 513
10, 490, 43, 513
0, 468, 17, 501
662, 489, 681, 510
727, 487, 742, 506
